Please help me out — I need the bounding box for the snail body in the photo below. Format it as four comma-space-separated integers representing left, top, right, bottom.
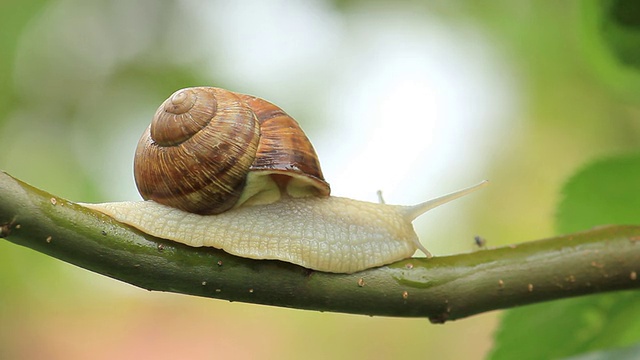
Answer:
83, 87, 487, 273
84, 182, 486, 273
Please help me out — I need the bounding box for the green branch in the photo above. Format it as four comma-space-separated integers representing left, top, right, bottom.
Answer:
1, 171, 639, 322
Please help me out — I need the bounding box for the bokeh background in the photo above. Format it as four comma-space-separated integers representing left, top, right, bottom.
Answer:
1, 1, 639, 359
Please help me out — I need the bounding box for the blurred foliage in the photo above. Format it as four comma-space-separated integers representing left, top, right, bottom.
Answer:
580, 0, 640, 103
557, 155, 640, 233
491, 154, 640, 359
566, 342, 640, 360
0, 0, 48, 115
492, 292, 640, 360
1, 0, 640, 359
596, 0, 640, 69
490, 1, 640, 357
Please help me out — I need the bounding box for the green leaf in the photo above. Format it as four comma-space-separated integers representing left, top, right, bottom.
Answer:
580, 0, 640, 102
564, 342, 640, 360
0, 0, 50, 119
556, 154, 640, 234
490, 154, 640, 359
491, 291, 640, 360
593, 0, 640, 70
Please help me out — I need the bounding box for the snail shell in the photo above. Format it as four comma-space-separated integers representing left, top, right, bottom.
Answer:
134, 87, 330, 215
82, 86, 488, 273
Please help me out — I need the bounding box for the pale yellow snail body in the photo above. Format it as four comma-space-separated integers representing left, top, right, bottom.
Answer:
83, 87, 487, 274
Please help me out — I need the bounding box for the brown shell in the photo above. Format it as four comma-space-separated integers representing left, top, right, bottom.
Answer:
134, 87, 330, 215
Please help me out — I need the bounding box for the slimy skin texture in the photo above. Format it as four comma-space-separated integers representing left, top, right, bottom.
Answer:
83, 181, 487, 273
84, 197, 419, 273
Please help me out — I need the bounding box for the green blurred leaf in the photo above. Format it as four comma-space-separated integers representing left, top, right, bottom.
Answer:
490, 154, 640, 359
565, 342, 640, 360
596, 0, 640, 69
491, 292, 640, 360
556, 154, 640, 234
110, 62, 204, 98
580, 0, 640, 102
0, 0, 50, 120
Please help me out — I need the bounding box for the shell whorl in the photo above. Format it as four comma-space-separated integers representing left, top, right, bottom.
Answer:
239, 94, 329, 201
134, 87, 330, 215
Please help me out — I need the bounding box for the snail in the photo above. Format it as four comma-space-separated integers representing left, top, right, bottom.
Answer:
82, 87, 487, 273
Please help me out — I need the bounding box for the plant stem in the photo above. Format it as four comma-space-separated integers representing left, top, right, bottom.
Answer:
1, 171, 638, 322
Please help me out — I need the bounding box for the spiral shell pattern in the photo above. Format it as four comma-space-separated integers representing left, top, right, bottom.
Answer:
134, 87, 330, 214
